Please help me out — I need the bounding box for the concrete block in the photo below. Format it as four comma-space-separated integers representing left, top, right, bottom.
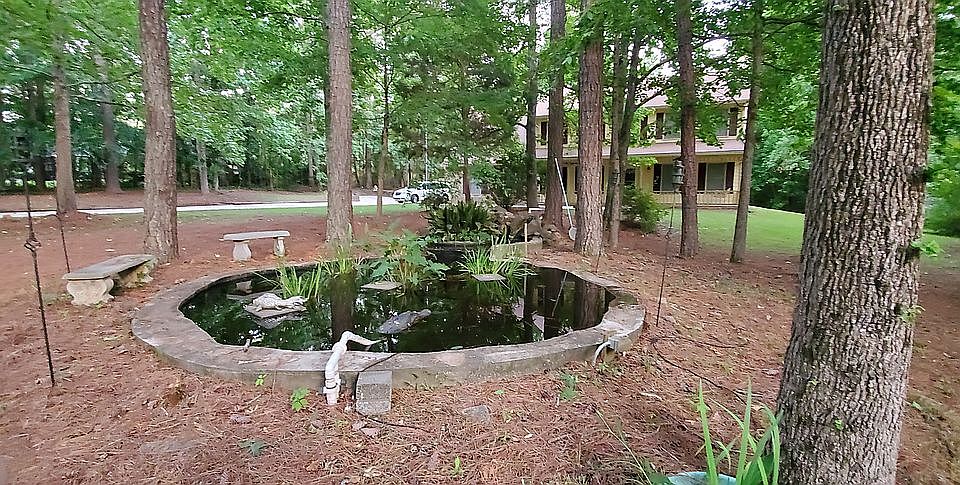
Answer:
355, 370, 392, 415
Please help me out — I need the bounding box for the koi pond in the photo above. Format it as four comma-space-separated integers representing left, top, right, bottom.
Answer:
181, 266, 616, 353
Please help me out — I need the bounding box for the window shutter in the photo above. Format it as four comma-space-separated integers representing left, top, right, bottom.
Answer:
697, 163, 706, 191
725, 162, 735, 189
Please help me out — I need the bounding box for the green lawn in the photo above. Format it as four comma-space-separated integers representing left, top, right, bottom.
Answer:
670, 207, 959, 271
175, 203, 422, 222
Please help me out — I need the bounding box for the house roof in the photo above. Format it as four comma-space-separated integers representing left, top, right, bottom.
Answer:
530, 88, 751, 118
533, 138, 744, 160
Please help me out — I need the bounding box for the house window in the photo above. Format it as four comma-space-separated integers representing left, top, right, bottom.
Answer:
540, 121, 548, 144
640, 116, 649, 140
652, 164, 666, 192
562, 126, 569, 145
656, 112, 679, 139
624, 168, 636, 188
699, 163, 731, 191
727, 107, 739, 137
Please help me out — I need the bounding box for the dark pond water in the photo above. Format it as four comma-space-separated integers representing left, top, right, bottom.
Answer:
181, 266, 616, 353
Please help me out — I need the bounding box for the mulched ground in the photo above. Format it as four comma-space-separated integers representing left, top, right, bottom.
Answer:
0, 206, 956, 483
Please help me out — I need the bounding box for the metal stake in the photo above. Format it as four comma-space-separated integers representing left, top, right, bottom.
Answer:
23, 172, 56, 387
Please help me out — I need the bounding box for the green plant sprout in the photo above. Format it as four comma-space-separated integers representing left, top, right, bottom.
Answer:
290, 387, 310, 412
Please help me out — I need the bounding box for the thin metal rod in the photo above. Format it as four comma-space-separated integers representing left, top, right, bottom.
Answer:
654, 188, 679, 326
23, 177, 56, 387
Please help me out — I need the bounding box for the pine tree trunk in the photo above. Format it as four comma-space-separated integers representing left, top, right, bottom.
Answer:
138, 0, 179, 263
364, 142, 372, 188
377, 66, 390, 217
305, 112, 317, 189
544, 0, 566, 228
325, 0, 354, 248
52, 39, 78, 215
196, 139, 210, 195
25, 80, 48, 190
603, 37, 628, 248
574, 0, 603, 258
730, 0, 763, 263
524, 0, 540, 209
775, 1, 934, 482
95, 54, 123, 194
676, 0, 698, 258
461, 106, 471, 201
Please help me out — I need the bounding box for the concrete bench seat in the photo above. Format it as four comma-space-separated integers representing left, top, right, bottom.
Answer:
63, 254, 157, 306
222, 230, 290, 261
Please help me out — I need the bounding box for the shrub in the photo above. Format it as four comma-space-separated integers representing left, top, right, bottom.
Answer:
367, 230, 449, 287
426, 200, 499, 242
621, 186, 666, 233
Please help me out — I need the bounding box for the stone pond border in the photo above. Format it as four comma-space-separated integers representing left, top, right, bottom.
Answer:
131, 263, 646, 390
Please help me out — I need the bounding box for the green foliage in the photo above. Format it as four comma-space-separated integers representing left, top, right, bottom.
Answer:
558, 373, 578, 402
621, 186, 666, 233
694, 382, 780, 485
273, 260, 325, 300
254, 374, 265, 387
367, 230, 449, 287
473, 146, 539, 209
290, 387, 310, 412
451, 456, 464, 477
912, 239, 944, 257
458, 246, 531, 278
238, 438, 270, 457
426, 201, 498, 242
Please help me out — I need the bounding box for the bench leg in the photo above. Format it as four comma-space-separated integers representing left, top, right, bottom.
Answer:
117, 260, 156, 288
274, 237, 286, 257
233, 241, 252, 261
66, 278, 115, 306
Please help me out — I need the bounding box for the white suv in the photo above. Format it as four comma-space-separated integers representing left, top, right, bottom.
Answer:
392, 181, 449, 204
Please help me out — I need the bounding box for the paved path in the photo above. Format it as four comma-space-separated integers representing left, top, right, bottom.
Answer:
0, 195, 401, 219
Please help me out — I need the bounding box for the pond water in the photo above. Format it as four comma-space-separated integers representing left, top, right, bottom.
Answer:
181, 266, 615, 353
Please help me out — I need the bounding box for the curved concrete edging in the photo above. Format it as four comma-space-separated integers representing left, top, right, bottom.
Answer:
131, 263, 645, 390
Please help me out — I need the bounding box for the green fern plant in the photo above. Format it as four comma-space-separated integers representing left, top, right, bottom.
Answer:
426, 200, 498, 242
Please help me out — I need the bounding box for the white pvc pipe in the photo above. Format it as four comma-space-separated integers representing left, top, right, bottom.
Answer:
322, 331, 380, 406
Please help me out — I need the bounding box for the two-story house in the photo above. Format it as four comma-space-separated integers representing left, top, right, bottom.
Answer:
525, 90, 749, 207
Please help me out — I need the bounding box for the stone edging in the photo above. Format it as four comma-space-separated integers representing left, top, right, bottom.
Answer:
131, 263, 645, 390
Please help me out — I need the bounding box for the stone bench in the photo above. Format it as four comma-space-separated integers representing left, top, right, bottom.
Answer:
222, 230, 289, 261
63, 254, 157, 306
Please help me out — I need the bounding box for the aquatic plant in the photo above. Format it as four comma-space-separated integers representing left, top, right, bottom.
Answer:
367, 230, 449, 287
458, 246, 532, 278
273, 260, 325, 300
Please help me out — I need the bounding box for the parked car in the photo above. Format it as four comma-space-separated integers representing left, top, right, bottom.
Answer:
392, 181, 450, 204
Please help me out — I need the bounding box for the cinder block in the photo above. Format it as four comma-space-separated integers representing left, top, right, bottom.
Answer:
355, 370, 392, 415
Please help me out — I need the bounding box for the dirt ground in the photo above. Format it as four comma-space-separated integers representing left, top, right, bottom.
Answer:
0, 206, 956, 484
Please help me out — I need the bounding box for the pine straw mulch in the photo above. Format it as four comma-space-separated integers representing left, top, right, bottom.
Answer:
0, 216, 951, 483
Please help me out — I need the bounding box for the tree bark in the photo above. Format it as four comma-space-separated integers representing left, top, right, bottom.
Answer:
461, 106, 471, 201
138, 0, 179, 263
775, 1, 935, 483
364, 141, 372, 188
52, 38, 78, 215
94, 54, 123, 194
325, 0, 354, 248
25, 79, 48, 189
603, 36, 628, 247
543, 0, 566, 228
305, 112, 317, 189
377, 65, 390, 217
196, 139, 210, 195
730, 1, 763, 263
574, 0, 603, 258
676, 0, 699, 258
524, 0, 540, 209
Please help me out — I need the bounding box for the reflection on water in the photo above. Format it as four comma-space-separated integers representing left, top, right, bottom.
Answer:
181, 266, 616, 353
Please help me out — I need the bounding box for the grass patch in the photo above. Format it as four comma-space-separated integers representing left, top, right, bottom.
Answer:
668, 207, 959, 271
175, 203, 421, 222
